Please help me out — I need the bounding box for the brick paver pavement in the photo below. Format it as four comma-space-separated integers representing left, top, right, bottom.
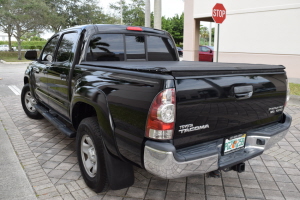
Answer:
1, 93, 300, 200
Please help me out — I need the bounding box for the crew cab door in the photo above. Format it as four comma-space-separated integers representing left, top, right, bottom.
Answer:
33, 35, 60, 104
46, 32, 79, 118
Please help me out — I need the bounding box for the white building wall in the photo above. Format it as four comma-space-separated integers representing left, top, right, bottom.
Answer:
189, 0, 300, 78
217, 6, 300, 55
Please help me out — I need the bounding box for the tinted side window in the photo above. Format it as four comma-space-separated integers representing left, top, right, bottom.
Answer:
125, 35, 145, 60
56, 33, 78, 62
147, 36, 176, 61
201, 46, 210, 52
86, 34, 124, 61
41, 36, 59, 61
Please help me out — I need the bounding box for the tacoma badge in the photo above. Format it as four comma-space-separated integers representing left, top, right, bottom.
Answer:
179, 124, 210, 134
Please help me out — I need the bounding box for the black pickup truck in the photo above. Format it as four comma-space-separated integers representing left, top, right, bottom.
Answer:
22, 24, 292, 192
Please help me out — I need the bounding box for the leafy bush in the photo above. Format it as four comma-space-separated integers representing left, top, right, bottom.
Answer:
0, 40, 47, 50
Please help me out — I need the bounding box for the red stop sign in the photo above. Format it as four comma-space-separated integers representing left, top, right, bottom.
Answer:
212, 3, 226, 24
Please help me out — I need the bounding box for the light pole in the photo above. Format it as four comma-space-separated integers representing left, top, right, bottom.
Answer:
145, 0, 150, 27
154, 0, 161, 29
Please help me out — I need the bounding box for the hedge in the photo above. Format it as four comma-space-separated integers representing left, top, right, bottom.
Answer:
0, 40, 47, 50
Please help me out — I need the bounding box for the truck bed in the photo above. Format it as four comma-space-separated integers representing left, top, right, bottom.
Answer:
80, 61, 287, 149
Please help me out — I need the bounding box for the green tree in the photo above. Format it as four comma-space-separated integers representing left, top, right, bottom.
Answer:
200, 25, 209, 45
45, 0, 117, 32
0, 0, 14, 51
110, 0, 145, 26
211, 27, 215, 43
161, 13, 184, 45
0, 0, 50, 59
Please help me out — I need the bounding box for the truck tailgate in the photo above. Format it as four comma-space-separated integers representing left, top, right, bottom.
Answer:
172, 64, 287, 149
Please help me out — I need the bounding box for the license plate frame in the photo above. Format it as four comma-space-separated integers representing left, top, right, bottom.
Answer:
223, 134, 247, 154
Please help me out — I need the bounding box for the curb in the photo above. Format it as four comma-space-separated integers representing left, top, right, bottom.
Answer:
289, 95, 300, 107
290, 95, 300, 100
0, 60, 31, 64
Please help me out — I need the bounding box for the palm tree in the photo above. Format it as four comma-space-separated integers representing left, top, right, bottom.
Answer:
88, 37, 110, 58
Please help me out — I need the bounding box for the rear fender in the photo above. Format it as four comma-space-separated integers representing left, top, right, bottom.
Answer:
72, 88, 134, 189
71, 88, 118, 157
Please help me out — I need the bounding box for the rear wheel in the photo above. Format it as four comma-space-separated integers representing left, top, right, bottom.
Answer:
77, 117, 109, 193
21, 84, 43, 119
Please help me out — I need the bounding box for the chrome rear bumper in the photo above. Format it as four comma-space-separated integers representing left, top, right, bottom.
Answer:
144, 113, 292, 179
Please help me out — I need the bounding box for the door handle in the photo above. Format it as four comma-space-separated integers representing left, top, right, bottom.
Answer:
235, 92, 253, 100
60, 74, 67, 80
234, 85, 253, 100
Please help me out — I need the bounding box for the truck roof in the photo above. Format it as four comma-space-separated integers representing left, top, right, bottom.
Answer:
60, 24, 166, 35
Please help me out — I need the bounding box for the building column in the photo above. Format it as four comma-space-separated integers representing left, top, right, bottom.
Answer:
154, 0, 162, 29
183, 0, 199, 61
145, 0, 150, 27
213, 24, 219, 62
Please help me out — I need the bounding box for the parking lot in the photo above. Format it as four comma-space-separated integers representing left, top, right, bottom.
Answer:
1, 63, 300, 200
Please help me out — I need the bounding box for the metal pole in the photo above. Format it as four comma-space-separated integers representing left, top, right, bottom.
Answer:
145, 0, 150, 27
154, 0, 162, 29
216, 24, 220, 63
209, 22, 212, 46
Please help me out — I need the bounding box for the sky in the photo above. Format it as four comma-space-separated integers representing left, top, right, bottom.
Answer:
42, 0, 212, 39
99, 0, 185, 18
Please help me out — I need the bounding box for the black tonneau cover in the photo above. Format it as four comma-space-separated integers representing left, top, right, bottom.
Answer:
80, 61, 285, 74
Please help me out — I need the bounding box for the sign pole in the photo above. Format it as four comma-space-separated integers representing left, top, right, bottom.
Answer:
212, 3, 226, 63
216, 24, 220, 63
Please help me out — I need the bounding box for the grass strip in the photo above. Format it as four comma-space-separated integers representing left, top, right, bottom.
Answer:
290, 83, 300, 96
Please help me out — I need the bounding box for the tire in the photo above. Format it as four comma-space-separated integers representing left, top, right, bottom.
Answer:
21, 83, 43, 119
77, 117, 109, 193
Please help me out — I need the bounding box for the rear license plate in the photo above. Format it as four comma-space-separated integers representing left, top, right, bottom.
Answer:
224, 134, 246, 154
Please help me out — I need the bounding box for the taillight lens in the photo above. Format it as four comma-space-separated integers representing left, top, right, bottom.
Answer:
146, 88, 176, 140
126, 26, 143, 31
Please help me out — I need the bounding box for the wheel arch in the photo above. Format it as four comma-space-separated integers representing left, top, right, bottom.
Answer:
72, 93, 135, 190
71, 91, 118, 157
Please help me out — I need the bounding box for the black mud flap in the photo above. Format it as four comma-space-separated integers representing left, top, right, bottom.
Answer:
103, 144, 134, 190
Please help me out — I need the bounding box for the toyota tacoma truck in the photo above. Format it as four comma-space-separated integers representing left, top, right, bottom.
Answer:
21, 24, 292, 192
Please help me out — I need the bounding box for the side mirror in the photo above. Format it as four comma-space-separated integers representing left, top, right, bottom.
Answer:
25, 50, 37, 60
45, 54, 53, 62
210, 50, 212, 53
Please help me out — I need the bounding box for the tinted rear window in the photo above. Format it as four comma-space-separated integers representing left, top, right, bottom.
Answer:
147, 36, 176, 61
125, 35, 146, 60
86, 34, 124, 61
86, 34, 176, 61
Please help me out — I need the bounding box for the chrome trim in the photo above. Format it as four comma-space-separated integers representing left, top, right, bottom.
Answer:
144, 117, 290, 179
144, 146, 218, 179
265, 129, 289, 150
245, 136, 270, 150
245, 129, 289, 151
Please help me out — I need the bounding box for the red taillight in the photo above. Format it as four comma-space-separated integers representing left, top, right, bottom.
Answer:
145, 89, 176, 140
126, 27, 143, 31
